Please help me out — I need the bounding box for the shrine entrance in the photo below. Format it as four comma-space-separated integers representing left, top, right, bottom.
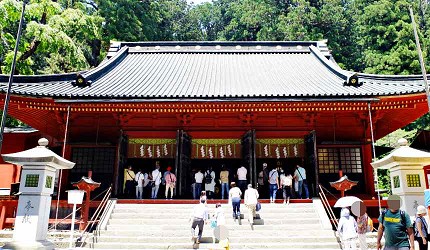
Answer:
124, 130, 318, 199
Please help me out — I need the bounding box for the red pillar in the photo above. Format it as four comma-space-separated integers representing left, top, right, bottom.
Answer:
362, 143, 375, 196
0, 204, 6, 230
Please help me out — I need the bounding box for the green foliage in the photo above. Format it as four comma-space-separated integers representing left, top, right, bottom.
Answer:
0, 0, 103, 74
377, 169, 391, 196
1, 0, 430, 130
0, 110, 25, 127
357, 0, 421, 75
376, 128, 417, 148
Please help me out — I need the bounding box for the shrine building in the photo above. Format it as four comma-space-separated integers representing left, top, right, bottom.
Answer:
0, 41, 427, 198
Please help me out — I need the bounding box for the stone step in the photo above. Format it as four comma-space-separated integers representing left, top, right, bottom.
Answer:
92, 200, 339, 249
92, 242, 341, 249
99, 229, 335, 237
107, 217, 320, 225
113, 204, 315, 211
95, 235, 339, 244
114, 203, 314, 208
111, 208, 317, 216
106, 222, 327, 231
110, 211, 318, 217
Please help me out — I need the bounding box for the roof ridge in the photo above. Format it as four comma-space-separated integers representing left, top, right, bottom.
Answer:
76, 46, 129, 86
117, 41, 321, 47
309, 45, 350, 81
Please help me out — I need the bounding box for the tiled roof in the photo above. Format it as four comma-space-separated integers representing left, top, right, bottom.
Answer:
0, 41, 425, 101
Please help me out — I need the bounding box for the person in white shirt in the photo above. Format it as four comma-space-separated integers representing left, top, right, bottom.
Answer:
237, 165, 248, 195
212, 203, 226, 244
135, 169, 145, 199
280, 171, 293, 205
194, 170, 204, 200
294, 165, 309, 199
142, 171, 150, 198
268, 167, 279, 203
338, 207, 358, 250
190, 198, 209, 244
228, 182, 242, 221
244, 184, 259, 228
151, 164, 162, 199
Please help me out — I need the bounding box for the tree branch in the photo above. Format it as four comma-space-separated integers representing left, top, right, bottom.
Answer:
17, 12, 47, 64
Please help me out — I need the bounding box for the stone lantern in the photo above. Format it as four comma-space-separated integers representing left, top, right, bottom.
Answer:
371, 138, 430, 216
1, 138, 75, 250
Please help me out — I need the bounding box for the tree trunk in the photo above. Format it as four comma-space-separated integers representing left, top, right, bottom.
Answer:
16, 12, 47, 66
90, 39, 102, 67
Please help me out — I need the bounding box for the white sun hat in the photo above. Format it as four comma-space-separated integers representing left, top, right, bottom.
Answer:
417, 205, 427, 215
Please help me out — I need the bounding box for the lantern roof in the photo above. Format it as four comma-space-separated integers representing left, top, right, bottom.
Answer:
1, 138, 75, 169
329, 175, 358, 192
72, 176, 101, 192
371, 138, 430, 169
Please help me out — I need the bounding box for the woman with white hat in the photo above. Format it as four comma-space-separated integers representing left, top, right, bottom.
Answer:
338, 207, 358, 250
415, 205, 428, 250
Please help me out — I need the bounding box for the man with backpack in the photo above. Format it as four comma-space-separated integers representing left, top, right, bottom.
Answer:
377, 195, 414, 250
204, 167, 215, 199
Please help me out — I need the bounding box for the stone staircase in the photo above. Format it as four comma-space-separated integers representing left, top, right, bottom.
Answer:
92, 199, 341, 249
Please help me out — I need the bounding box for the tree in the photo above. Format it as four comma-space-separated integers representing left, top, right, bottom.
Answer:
0, 0, 104, 75
357, 0, 421, 75
276, 0, 320, 41
96, 0, 156, 42
216, 0, 278, 41
188, 2, 222, 40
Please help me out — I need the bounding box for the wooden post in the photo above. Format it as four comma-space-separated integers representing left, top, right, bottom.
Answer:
79, 191, 90, 231
0, 204, 6, 230
75, 170, 99, 231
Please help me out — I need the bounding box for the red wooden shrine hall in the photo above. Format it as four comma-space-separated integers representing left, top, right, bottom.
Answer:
0, 41, 427, 199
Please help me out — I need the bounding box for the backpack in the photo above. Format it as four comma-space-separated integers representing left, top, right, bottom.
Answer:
205, 171, 213, 184
381, 209, 407, 231
367, 216, 373, 232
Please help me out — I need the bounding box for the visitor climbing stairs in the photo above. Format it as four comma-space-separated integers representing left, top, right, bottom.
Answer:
90, 199, 340, 249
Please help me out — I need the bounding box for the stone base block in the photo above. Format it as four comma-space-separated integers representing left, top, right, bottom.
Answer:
2, 240, 55, 250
